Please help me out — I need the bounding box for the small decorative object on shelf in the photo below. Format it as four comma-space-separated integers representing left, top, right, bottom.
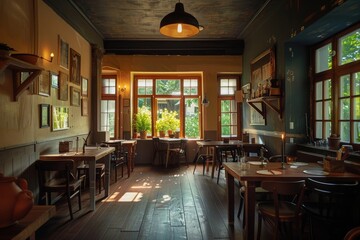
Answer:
328, 134, 340, 150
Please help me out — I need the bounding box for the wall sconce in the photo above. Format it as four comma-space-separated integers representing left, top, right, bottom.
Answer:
202, 95, 209, 107
40, 52, 54, 62
119, 85, 126, 93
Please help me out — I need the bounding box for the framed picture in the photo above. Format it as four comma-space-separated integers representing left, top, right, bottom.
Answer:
81, 77, 88, 96
58, 71, 68, 101
70, 48, 81, 85
38, 71, 50, 97
70, 87, 81, 106
81, 98, 88, 116
59, 36, 69, 69
50, 72, 59, 88
39, 104, 50, 128
123, 98, 130, 107
52, 106, 69, 131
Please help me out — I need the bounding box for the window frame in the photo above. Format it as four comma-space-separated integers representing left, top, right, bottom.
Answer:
133, 74, 203, 139
311, 22, 360, 144
217, 75, 241, 139
100, 75, 118, 139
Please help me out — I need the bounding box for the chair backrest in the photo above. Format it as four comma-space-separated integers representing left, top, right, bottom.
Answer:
261, 180, 306, 217
36, 159, 75, 190
305, 178, 359, 219
216, 145, 238, 162
242, 143, 264, 157
180, 139, 188, 152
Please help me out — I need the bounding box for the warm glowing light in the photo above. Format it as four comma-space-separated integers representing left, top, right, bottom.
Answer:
50, 52, 54, 58
119, 192, 142, 202
281, 134, 284, 140
177, 23, 182, 33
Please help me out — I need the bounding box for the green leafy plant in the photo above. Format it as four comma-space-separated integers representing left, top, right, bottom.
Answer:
135, 106, 151, 133
156, 108, 180, 132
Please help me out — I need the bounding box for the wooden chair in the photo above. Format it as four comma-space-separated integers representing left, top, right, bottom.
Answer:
193, 140, 214, 175
168, 139, 188, 165
215, 145, 237, 184
241, 143, 265, 157
77, 162, 105, 194
302, 178, 360, 240
111, 145, 128, 181
152, 137, 166, 165
257, 180, 305, 240
36, 159, 82, 220
344, 226, 360, 240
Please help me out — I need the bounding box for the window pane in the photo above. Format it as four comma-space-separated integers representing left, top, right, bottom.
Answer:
353, 122, 360, 143
340, 121, 350, 142
102, 78, 116, 95
220, 99, 237, 138
340, 75, 350, 97
324, 100, 332, 120
137, 79, 153, 95
315, 102, 323, 120
183, 79, 198, 95
315, 81, 322, 100
353, 72, 360, 95
339, 28, 360, 65
315, 43, 332, 73
324, 79, 331, 99
185, 98, 199, 138
220, 78, 237, 95
137, 98, 151, 109
156, 98, 180, 133
325, 122, 332, 139
315, 121, 323, 138
339, 98, 350, 120
100, 100, 115, 137
156, 79, 181, 95
353, 97, 360, 120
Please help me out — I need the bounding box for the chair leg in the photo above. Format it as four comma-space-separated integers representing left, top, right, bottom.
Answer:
78, 189, 82, 210
237, 195, 244, 218
257, 213, 262, 240
67, 193, 73, 220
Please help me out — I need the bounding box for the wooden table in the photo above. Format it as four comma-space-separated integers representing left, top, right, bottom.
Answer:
0, 205, 56, 240
223, 161, 360, 240
121, 140, 137, 172
40, 147, 114, 211
196, 140, 243, 178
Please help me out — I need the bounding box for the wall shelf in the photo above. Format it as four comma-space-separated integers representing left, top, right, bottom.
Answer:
0, 55, 43, 101
247, 96, 282, 119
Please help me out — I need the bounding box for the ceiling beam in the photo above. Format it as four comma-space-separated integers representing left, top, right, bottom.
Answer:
104, 40, 244, 55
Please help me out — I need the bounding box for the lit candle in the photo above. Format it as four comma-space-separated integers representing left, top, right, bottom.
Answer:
281, 134, 285, 163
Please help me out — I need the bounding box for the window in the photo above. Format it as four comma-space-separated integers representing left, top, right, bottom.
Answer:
312, 24, 360, 143
100, 75, 117, 138
218, 75, 240, 139
134, 75, 201, 138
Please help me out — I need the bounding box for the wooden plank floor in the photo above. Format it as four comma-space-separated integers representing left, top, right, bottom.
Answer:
36, 165, 310, 240
35, 164, 288, 240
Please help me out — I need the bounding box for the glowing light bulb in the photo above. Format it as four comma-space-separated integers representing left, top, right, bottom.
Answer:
177, 23, 182, 33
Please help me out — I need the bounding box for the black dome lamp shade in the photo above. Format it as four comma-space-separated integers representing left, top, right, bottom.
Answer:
160, 2, 201, 38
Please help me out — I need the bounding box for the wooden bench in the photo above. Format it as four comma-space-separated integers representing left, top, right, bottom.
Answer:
0, 205, 56, 240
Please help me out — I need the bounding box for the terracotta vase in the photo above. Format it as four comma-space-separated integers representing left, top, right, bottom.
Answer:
140, 130, 147, 139
0, 174, 34, 228
159, 130, 165, 138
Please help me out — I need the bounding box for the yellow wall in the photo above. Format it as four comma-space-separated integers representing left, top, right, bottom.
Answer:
0, 0, 92, 149
102, 55, 242, 133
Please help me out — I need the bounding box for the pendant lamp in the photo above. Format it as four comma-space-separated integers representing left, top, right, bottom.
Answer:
160, 1, 202, 38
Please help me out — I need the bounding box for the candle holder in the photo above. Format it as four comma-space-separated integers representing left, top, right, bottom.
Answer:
280, 133, 286, 169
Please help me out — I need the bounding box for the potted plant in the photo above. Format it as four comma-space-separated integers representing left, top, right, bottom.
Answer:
156, 117, 168, 137
135, 106, 151, 139
156, 109, 180, 137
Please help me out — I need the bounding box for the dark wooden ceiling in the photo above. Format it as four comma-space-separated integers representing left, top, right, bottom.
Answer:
45, 0, 270, 55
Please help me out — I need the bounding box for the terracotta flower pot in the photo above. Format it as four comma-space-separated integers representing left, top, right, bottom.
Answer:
0, 174, 34, 228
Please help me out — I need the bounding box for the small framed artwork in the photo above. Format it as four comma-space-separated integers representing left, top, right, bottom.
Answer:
241, 83, 251, 101
70, 87, 81, 106
50, 72, 59, 88
123, 98, 130, 107
59, 36, 69, 69
38, 71, 50, 97
58, 71, 68, 101
70, 48, 81, 85
52, 106, 69, 131
39, 104, 50, 128
81, 98, 88, 116
81, 77, 88, 96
